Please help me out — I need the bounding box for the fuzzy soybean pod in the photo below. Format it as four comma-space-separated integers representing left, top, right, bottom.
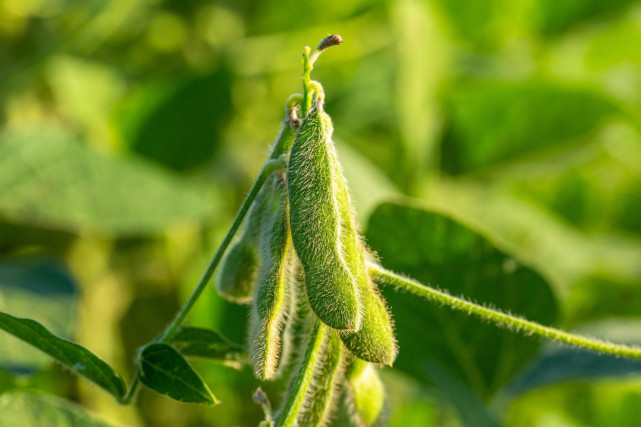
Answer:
217, 118, 296, 303
339, 280, 397, 366
296, 331, 346, 427
249, 176, 295, 380
269, 117, 299, 160
332, 164, 398, 366
346, 358, 386, 427
287, 102, 362, 331
216, 187, 267, 303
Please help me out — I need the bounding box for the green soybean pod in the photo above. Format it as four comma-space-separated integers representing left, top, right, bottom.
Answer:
332, 161, 397, 366
217, 115, 297, 303
216, 188, 267, 303
287, 102, 361, 331
340, 279, 397, 366
297, 331, 346, 427
346, 358, 386, 427
269, 116, 299, 160
249, 176, 295, 380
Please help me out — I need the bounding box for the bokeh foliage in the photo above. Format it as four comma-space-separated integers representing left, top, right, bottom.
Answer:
1, 0, 641, 425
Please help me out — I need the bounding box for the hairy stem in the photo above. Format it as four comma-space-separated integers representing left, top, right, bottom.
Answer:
301, 47, 313, 115
125, 158, 286, 404
277, 322, 327, 427
368, 263, 641, 360
301, 35, 343, 115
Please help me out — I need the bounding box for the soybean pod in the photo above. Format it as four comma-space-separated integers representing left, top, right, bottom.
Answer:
287, 101, 362, 331
217, 117, 297, 303
296, 331, 346, 427
346, 358, 387, 427
249, 176, 295, 380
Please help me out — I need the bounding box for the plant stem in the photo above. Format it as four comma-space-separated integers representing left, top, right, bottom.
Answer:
368, 263, 641, 360
276, 321, 326, 427
301, 47, 313, 115
301, 35, 343, 115
122, 375, 140, 405
124, 157, 286, 404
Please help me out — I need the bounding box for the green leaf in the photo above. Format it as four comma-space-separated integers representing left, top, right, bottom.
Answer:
0, 257, 78, 374
441, 80, 616, 174
502, 319, 641, 399
533, 0, 635, 37
0, 311, 126, 401
0, 391, 116, 427
365, 202, 558, 400
139, 343, 218, 405
424, 363, 498, 427
170, 327, 246, 369
114, 70, 232, 171
0, 128, 218, 235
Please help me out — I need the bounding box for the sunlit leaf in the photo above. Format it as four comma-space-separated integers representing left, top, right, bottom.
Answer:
0, 312, 126, 401
139, 343, 218, 405
0, 391, 115, 427
0, 129, 218, 234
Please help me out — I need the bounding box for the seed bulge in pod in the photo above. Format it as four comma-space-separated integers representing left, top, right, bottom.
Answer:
297, 331, 346, 427
346, 358, 386, 427
216, 184, 269, 303
248, 176, 294, 380
287, 102, 361, 331
340, 281, 397, 366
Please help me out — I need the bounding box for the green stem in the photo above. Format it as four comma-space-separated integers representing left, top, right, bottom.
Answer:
124, 157, 286, 404
122, 375, 140, 405
276, 322, 326, 427
301, 47, 313, 115
368, 263, 641, 360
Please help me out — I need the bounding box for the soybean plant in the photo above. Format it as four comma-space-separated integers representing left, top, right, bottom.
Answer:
2, 35, 641, 427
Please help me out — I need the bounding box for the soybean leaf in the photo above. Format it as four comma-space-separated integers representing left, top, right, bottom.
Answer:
0, 257, 78, 374
0, 128, 218, 235
0, 312, 126, 401
441, 80, 616, 175
366, 202, 558, 400
502, 319, 641, 399
139, 343, 218, 405
424, 363, 498, 427
171, 327, 246, 369
0, 368, 14, 394
114, 70, 232, 171
0, 391, 116, 427
534, 0, 635, 37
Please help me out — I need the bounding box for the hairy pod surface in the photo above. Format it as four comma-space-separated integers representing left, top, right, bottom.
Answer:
346, 358, 386, 427
287, 102, 362, 331
217, 119, 296, 303
340, 280, 397, 366
297, 331, 346, 427
249, 176, 295, 380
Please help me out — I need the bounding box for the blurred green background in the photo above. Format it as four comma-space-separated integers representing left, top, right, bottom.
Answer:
1, 0, 641, 426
